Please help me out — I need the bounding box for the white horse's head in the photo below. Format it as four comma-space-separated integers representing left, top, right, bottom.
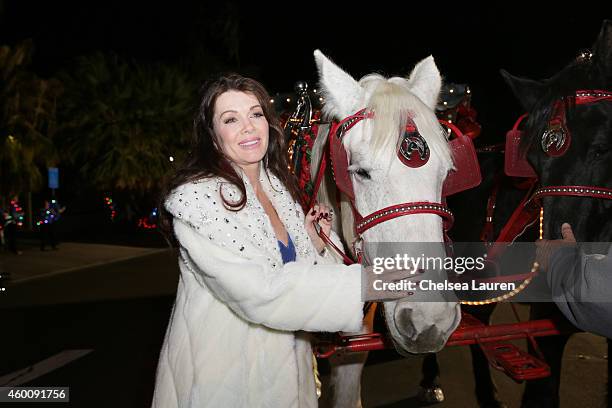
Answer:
313, 50, 461, 353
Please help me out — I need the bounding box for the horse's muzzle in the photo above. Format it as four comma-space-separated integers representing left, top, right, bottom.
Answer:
388, 300, 461, 354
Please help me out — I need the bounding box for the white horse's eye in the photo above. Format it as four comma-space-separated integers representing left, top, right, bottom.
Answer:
353, 168, 371, 179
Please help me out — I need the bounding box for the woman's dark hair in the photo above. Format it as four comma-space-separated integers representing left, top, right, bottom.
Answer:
159, 74, 300, 244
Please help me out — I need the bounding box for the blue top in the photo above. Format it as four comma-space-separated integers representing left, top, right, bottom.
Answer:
278, 234, 296, 264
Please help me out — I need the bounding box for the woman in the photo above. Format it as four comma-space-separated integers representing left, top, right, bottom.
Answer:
151, 74, 364, 407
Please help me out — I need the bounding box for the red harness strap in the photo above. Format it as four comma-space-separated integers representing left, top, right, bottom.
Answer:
493, 179, 539, 244
356, 202, 454, 235
315, 223, 356, 265
532, 185, 612, 201
480, 173, 503, 244
310, 153, 328, 210
575, 90, 612, 104
487, 185, 612, 254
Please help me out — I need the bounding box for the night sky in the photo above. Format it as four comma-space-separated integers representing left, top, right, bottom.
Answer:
1, 1, 610, 138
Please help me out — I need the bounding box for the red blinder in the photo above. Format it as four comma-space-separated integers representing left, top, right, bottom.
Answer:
328, 121, 356, 201
397, 120, 430, 168
505, 114, 537, 178
441, 120, 482, 197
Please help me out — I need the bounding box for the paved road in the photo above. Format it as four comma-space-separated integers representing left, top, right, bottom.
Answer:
0, 241, 167, 285
0, 246, 608, 407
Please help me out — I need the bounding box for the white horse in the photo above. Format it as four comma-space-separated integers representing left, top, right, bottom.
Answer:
311, 50, 461, 407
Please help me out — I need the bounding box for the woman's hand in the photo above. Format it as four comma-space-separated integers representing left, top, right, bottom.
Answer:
304, 203, 333, 254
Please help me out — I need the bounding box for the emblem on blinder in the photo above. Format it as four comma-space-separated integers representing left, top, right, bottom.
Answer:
541, 102, 571, 158
398, 120, 430, 168
541, 123, 570, 156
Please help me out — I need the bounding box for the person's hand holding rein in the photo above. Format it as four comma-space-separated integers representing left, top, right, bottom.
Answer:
536, 223, 577, 271
304, 202, 332, 253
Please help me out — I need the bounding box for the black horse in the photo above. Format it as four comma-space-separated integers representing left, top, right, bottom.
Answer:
502, 19, 612, 408
420, 19, 612, 408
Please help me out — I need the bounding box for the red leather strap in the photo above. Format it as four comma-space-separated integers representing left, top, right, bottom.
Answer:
309, 153, 328, 210
316, 223, 356, 265
575, 90, 612, 105
356, 202, 454, 235
487, 180, 539, 260
440, 119, 482, 197
439, 119, 465, 137
532, 185, 612, 202
512, 113, 528, 131
480, 174, 503, 244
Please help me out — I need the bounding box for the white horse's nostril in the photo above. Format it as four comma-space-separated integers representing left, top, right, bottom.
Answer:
390, 301, 460, 354
394, 307, 417, 340
411, 326, 445, 353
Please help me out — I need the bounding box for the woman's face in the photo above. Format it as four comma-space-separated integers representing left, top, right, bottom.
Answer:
213, 90, 269, 172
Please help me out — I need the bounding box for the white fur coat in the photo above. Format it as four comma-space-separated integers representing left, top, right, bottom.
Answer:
151, 167, 364, 407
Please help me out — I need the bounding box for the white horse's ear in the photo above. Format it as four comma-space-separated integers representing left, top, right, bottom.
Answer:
314, 49, 363, 118
407, 55, 442, 110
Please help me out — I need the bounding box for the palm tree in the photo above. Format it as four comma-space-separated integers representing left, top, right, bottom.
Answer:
57, 53, 194, 218
0, 41, 62, 227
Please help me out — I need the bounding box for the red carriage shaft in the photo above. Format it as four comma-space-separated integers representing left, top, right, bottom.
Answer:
314, 315, 560, 382
445, 318, 560, 347
315, 318, 560, 356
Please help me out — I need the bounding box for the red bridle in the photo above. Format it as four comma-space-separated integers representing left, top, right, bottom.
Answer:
495, 89, 612, 244
310, 108, 455, 263
530, 91, 612, 220
529, 91, 612, 202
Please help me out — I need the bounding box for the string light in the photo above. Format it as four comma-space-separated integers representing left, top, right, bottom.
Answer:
169, 156, 174, 162
460, 261, 538, 305
104, 196, 117, 221
9, 200, 25, 227
36, 199, 62, 226
539, 207, 544, 239
137, 207, 158, 229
